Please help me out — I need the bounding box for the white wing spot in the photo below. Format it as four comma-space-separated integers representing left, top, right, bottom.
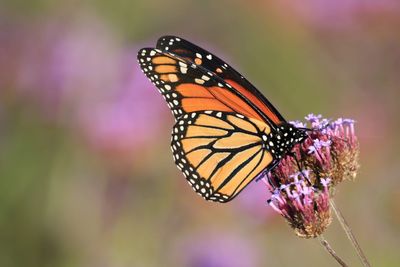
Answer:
201, 75, 210, 81
179, 62, 187, 67
195, 78, 205, 85
180, 67, 188, 74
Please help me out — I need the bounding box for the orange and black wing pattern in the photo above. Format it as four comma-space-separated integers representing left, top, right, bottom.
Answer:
137, 36, 290, 202
156, 36, 286, 126
138, 47, 269, 122
171, 111, 273, 202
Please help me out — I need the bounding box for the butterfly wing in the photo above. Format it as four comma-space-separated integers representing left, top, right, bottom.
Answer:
156, 36, 286, 126
172, 111, 273, 202
138, 48, 267, 122
137, 45, 278, 202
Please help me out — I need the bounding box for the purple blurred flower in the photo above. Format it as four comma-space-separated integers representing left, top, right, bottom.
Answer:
179, 232, 260, 267
234, 179, 275, 222
79, 50, 168, 162
282, 0, 400, 29
4, 17, 169, 162
15, 17, 122, 118
261, 114, 359, 238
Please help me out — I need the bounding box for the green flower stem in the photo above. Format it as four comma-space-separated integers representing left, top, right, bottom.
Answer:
318, 235, 348, 267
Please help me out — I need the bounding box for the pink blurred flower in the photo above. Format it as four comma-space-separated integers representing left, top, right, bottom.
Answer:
281, 0, 400, 29
233, 179, 275, 222
79, 50, 169, 163
177, 231, 260, 267
15, 16, 121, 118
3, 16, 169, 163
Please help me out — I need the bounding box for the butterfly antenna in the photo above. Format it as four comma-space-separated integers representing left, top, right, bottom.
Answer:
297, 121, 331, 132
297, 127, 314, 132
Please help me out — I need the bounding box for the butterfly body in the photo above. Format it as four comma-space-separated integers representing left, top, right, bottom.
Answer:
266, 123, 308, 160
138, 36, 306, 203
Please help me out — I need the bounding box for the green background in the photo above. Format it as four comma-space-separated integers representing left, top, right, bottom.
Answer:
1, 1, 399, 266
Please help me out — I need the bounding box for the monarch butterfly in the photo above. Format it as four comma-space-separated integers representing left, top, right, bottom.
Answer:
137, 36, 307, 203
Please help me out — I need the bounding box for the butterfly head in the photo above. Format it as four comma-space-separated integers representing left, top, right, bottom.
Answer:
268, 124, 308, 159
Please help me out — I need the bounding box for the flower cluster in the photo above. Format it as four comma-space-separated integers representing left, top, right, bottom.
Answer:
265, 172, 331, 238
263, 114, 360, 238
289, 114, 360, 187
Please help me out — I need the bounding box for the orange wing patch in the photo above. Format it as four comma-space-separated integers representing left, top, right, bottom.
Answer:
176, 84, 214, 98
171, 111, 274, 203
155, 65, 177, 73
152, 56, 176, 64
154, 36, 286, 126
138, 48, 269, 122
225, 79, 282, 124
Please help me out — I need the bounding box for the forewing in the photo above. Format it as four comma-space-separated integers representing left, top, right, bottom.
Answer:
157, 36, 286, 126
137, 48, 267, 122
171, 111, 274, 202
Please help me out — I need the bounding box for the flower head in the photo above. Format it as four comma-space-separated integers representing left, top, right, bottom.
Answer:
264, 170, 331, 238
263, 114, 359, 238
269, 114, 360, 187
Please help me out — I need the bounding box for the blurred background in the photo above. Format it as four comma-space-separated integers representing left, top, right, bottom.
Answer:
1, 1, 399, 266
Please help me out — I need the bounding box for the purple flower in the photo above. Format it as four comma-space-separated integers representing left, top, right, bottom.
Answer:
263, 114, 360, 238
5, 17, 169, 163
282, 0, 400, 29
233, 178, 276, 222
15, 18, 122, 119
178, 232, 260, 267
302, 114, 359, 185
289, 120, 307, 128
78, 50, 168, 163
305, 113, 322, 122
267, 175, 331, 238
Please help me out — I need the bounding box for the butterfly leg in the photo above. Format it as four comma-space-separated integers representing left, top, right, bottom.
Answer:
255, 159, 280, 187
288, 152, 312, 185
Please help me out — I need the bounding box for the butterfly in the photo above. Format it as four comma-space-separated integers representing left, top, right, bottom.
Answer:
137, 36, 307, 203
